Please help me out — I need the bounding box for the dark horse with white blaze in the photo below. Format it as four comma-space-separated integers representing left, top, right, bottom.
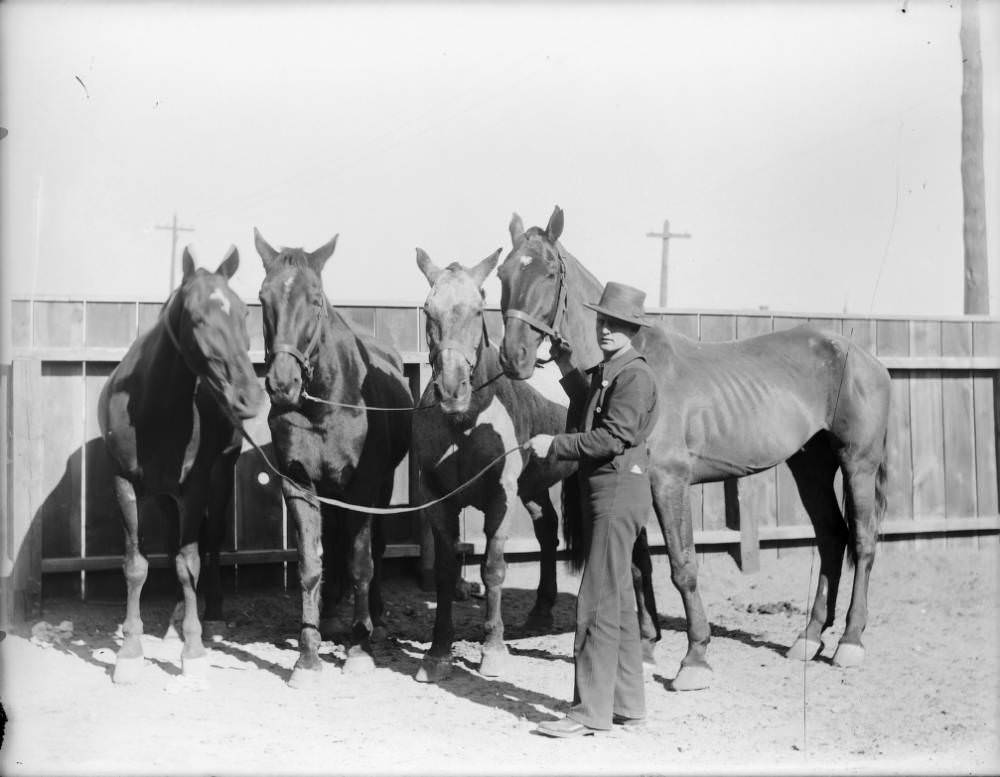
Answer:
254, 228, 412, 688
99, 246, 264, 684
498, 207, 891, 690
411, 247, 579, 682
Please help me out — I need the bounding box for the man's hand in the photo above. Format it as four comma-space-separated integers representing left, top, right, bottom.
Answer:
527, 434, 554, 458
549, 337, 575, 376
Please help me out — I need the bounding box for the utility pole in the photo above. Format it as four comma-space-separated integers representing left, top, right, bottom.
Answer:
155, 212, 195, 296
645, 219, 691, 308
960, 0, 989, 314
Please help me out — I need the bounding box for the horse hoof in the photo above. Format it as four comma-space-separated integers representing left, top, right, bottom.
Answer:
522, 612, 555, 633
479, 648, 508, 678
415, 656, 453, 683
832, 642, 865, 668
343, 652, 376, 675
112, 655, 145, 685
672, 664, 712, 691
181, 653, 210, 679
786, 638, 823, 662
288, 665, 322, 689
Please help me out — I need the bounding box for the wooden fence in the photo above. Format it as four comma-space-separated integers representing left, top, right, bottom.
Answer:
2, 297, 998, 621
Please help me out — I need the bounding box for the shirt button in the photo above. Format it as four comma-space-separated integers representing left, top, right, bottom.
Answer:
596, 406, 602, 413
601, 380, 609, 387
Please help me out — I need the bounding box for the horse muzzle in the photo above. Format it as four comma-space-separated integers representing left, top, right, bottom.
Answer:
265, 352, 305, 409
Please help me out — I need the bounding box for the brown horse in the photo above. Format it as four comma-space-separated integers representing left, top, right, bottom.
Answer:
497, 207, 891, 690
254, 228, 412, 688
98, 246, 264, 684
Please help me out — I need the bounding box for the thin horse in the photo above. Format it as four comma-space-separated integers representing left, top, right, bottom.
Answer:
254, 228, 412, 688
411, 247, 583, 682
99, 246, 264, 684
498, 207, 891, 690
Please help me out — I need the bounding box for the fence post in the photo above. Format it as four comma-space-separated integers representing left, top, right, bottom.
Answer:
724, 478, 760, 574
0, 357, 44, 626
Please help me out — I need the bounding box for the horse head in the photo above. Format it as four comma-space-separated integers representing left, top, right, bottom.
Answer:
416, 246, 501, 415
254, 228, 338, 408
172, 246, 264, 420
497, 205, 568, 380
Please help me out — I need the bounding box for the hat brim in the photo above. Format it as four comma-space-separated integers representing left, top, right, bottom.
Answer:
583, 302, 650, 327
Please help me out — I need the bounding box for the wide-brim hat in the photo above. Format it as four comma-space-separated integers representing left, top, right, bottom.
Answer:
583, 281, 650, 327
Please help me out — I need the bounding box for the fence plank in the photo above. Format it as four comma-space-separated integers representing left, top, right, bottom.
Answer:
39, 364, 84, 566
85, 302, 137, 348
84, 365, 121, 559
877, 320, 913, 554
973, 375, 998, 521
909, 321, 945, 554
33, 301, 84, 349
940, 322, 977, 548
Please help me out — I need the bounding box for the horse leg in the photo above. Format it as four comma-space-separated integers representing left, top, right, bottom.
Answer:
651, 469, 712, 691
369, 506, 387, 641
173, 486, 211, 679
832, 454, 883, 667
631, 527, 661, 668
200, 446, 238, 627
319, 516, 351, 639
285, 486, 325, 689
343, 512, 377, 674
479, 489, 514, 677
113, 475, 149, 684
522, 491, 557, 632
785, 448, 846, 662
416, 504, 460, 683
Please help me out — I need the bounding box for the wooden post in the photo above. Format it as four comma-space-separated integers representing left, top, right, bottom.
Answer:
0, 357, 44, 626
724, 478, 760, 574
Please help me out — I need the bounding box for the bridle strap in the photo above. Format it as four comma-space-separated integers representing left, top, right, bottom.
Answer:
504, 246, 569, 350
266, 305, 325, 381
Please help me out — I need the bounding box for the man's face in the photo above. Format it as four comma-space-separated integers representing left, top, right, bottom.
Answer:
595, 315, 636, 356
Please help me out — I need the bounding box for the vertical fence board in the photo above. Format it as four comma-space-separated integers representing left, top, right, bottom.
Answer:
661, 313, 699, 339
973, 375, 998, 521
375, 308, 419, 353
38, 364, 84, 568
338, 307, 376, 336
909, 321, 945, 552
4, 358, 43, 622
841, 319, 876, 354
11, 301, 32, 348
33, 302, 85, 349
137, 303, 162, 338
877, 321, 913, 553
941, 322, 977, 548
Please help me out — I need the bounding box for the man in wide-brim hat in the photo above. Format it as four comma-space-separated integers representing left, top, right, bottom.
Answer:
528, 281, 660, 737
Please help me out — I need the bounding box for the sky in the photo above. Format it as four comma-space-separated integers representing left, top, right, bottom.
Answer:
1, 0, 998, 323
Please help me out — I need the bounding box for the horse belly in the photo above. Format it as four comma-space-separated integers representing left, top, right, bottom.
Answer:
685, 394, 822, 481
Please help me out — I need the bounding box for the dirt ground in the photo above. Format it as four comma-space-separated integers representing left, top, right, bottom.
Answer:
1, 543, 997, 777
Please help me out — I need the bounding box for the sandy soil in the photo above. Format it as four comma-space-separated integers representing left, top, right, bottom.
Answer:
1, 544, 997, 776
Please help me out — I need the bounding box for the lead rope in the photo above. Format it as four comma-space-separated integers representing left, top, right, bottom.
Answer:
237, 423, 528, 515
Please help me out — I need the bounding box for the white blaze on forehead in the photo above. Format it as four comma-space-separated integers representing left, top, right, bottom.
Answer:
209, 288, 231, 315
519, 254, 535, 267
282, 270, 296, 303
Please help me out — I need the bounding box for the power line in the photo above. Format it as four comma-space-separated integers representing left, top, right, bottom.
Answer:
645, 219, 691, 308
155, 212, 195, 296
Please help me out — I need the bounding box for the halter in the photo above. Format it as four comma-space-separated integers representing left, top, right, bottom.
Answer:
266, 303, 326, 383
503, 243, 569, 352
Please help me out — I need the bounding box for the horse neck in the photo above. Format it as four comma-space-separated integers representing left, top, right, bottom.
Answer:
560, 249, 604, 369
147, 294, 198, 408
469, 341, 502, 409
312, 306, 365, 403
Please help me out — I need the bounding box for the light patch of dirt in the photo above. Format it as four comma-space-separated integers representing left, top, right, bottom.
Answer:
1, 544, 997, 776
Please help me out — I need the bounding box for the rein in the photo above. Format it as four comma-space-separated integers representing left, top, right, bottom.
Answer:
503, 244, 569, 361
237, 422, 528, 515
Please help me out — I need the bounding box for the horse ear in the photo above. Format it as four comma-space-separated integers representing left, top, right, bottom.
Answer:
254, 227, 279, 272
546, 206, 564, 243
215, 245, 240, 279
308, 234, 338, 274
509, 212, 526, 248
181, 246, 196, 282
415, 247, 442, 287
469, 248, 502, 288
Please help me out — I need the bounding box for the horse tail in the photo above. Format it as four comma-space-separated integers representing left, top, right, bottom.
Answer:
561, 471, 587, 572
